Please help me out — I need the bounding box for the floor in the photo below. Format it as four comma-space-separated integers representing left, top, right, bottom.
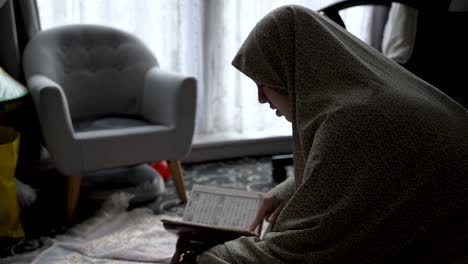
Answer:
1, 155, 290, 259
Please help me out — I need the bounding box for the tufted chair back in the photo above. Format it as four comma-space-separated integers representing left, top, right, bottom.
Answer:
23, 24, 158, 122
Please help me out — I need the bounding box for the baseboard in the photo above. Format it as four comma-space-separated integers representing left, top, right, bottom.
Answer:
183, 134, 293, 163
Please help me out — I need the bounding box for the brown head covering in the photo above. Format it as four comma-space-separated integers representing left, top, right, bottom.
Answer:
232, 4, 466, 187
203, 5, 468, 263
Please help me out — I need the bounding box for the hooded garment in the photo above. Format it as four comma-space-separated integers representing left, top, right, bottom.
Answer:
200, 5, 468, 264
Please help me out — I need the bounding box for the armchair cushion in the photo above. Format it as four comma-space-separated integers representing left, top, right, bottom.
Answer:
74, 116, 153, 132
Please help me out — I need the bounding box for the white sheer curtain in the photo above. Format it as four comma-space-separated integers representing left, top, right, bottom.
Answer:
36, 0, 372, 143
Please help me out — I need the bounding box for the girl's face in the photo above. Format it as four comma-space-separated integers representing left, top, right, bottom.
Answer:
257, 83, 292, 122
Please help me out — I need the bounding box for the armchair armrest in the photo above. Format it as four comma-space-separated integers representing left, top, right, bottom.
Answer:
27, 75, 81, 174
141, 67, 197, 131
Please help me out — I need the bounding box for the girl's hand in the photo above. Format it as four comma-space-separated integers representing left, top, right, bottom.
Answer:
248, 192, 284, 232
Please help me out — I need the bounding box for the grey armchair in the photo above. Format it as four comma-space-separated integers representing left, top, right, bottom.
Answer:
22, 24, 197, 224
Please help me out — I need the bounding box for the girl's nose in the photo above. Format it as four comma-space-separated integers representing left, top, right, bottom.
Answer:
257, 85, 268, 104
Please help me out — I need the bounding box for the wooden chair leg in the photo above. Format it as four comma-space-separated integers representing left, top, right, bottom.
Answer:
66, 175, 81, 226
168, 160, 188, 203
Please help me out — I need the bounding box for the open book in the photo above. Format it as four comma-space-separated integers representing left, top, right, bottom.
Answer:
161, 184, 262, 242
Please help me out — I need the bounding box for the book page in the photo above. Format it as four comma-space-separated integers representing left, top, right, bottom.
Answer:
182, 185, 261, 230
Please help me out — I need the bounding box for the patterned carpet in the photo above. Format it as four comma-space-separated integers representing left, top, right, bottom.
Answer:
150, 156, 280, 217
0, 156, 287, 261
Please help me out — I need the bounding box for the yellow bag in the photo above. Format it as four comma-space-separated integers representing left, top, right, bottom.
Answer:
0, 126, 25, 238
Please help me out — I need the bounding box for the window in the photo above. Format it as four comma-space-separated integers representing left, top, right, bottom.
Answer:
37, 0, 372, 145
